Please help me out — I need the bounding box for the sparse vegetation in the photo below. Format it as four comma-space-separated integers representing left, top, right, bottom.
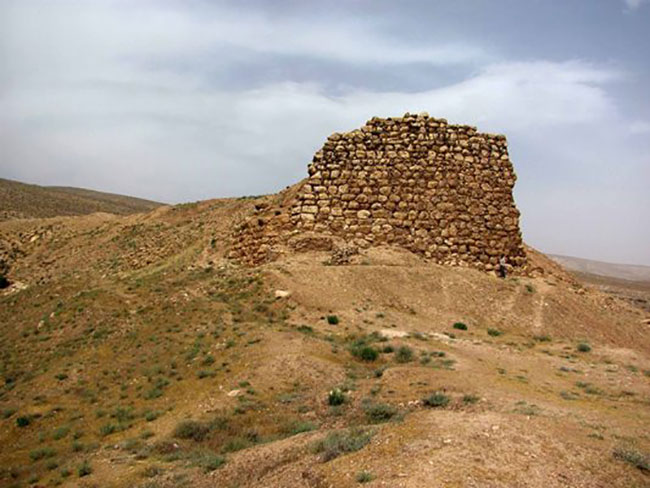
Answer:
190, 450, 226, 472
1, 170, 649, 486
173, 420, 211, 442
78, 460, 92, 477
613, 447, 650, 472
52, 426, 70, 440
16, 416, 31, 427
352, 345, 379, 362
395, 346, 414, 363
297, 325, 314, 334
29, 447, 56, 461
453, 322, 468, 331
533, 335, 551, 342
328, 388, 346, 406
462, 394, 479, 404
363, 402, 398, 423
313, 428, 375, 462
286, 420, 317, 435
577, 342, 592, 353
327, 315, 340, 325
142, 465, 163, 477
356, 471, 373, 483
423, 392, 450, 408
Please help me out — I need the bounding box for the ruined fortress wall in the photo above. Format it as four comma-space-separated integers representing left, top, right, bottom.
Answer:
230, 113, 526, 271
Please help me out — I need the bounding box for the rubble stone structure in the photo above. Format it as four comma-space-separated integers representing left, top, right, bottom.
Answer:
229, 113, 527, 272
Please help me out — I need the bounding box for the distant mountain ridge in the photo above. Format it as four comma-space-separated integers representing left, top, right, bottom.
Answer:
0, 178, 163, 221
549, 254, 650, 283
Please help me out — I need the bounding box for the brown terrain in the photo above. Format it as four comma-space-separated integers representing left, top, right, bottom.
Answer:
0, 178, 162, 222
1, 115, 649, 488
550, 255, 650, 314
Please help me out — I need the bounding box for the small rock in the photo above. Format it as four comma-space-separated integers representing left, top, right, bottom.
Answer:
275, 290, 291, 299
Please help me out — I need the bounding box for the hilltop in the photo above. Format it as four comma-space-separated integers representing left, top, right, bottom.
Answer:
0, 178, 162, 222
1, 115, 649, 487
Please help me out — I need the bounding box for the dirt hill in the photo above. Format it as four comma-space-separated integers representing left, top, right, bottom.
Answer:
550, 254, 650, 283
1, 191, 649, 487
0, 178, 163, 221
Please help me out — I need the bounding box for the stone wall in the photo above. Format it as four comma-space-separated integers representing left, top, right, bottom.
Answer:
230, 113, 526, 272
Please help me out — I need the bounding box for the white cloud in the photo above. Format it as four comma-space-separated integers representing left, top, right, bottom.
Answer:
1, 1, 648, 264
1, 0, 488, 88
623, 0, 649, 10
629, 120, 650, 134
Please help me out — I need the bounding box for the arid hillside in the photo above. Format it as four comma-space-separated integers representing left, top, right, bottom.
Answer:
550, 254, 650, 283
0, 178, 163, 221
1, 191, 649, 488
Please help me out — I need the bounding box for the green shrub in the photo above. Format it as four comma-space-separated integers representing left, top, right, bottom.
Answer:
577, 342, 592, 353
423, 392, 450, 408
352, 346, 379, 362
173, 420, 211, 442
382, 345, 394, 353
112, 407, 135, 423
99, 423, 118, 437
16, 416, 31, 427
613, 447, 650, 471
356, 471, 373, 483
453, 322, 468, 331
364, 403, 397, 423
52, 426, 70, 440
462, 394, 479, 404
189, 450, 225, 472
144, 410, 162, 422
30, 447, 56, 461
287, 421, 317, 435
395, 346, 414, 363
487, 328, 502, 337
1, 408, 16, 419
77, 460, 92, 477
327, 315, 340, 325
221, 437, 252, 453
328, 388, 346, 406
313, 428, 374, 462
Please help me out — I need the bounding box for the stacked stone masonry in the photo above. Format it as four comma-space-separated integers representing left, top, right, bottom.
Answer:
230, 113, 527, 272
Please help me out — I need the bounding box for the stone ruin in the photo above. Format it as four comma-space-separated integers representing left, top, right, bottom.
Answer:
229, 113, 527, 273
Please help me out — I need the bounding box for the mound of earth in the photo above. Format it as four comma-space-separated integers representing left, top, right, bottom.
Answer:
0, 192, 649, 488
0, 177, 163, 222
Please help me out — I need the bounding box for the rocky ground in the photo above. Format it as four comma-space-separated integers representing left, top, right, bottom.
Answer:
1, 197, 649, 488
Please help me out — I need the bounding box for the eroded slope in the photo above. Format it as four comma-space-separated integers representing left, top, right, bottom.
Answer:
0, 197, 649, 488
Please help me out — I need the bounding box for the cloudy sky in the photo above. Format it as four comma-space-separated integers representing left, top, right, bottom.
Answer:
1, 0, 649, 265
